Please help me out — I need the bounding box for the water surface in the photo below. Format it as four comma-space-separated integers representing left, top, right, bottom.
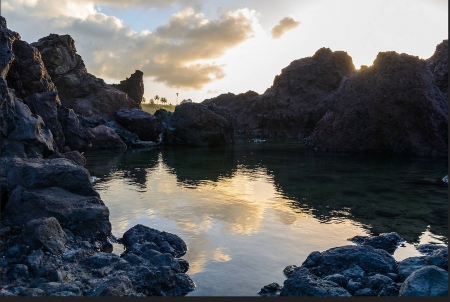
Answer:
84, 141, 448, 296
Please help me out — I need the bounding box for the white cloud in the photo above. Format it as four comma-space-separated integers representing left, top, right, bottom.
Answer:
271, 16, 301, 39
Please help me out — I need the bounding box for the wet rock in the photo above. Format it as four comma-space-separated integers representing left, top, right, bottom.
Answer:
122, 224, 187, 258
399, 265, 448, 296
283, 264, 299, 277
308, 51, 448, 157
32, 34, 140, 120
349, 232, 404, 254
24, 217, 68, 255
279, 267, 351, 296
26, 249, 45, 275
258, 282, 283, 296
87, 125, 127, 151
110, 70, 144, 105
6, 186, 111, 239
397, 253, 448, 282
57, 106, 94, 152
164, 102, 236, 147
90, 275, 134, 296
323, 274, 348, 288
115, 108, 160, 141
301, 245, 397, 278
5, 157, 98, 197
416, 244, 447, 256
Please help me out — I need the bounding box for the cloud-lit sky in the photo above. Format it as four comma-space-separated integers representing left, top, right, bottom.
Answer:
2, 0, 448, 104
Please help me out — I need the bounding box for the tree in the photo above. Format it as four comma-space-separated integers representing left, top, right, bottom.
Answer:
142, 96, 146, 103
150, 99, 154, 104
160, 97, 167, 105
154, 95, 160, 104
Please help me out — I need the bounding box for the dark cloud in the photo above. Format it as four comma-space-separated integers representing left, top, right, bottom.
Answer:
271, 16, 300, 39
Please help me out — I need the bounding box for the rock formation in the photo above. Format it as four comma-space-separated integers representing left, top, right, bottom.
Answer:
31, 34, 141, 120
306, 51, 448, 156
427, 40, 448, 97
203, 48, 355, 139
163, 102, 236, 147
111, 70, 144, 105
115, 108, 160, 141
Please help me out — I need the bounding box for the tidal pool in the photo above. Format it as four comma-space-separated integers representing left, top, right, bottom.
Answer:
84, 141, 448, 296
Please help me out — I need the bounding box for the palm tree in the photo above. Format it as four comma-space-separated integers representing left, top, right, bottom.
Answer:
154, 95, 160, 105
161, 97, 167, 105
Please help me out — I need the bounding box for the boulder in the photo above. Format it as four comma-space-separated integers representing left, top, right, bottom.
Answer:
115, 108, 160, 141
102, 120, 139, 146
0, 78, 54, 158
279, 267, 351, 296
397, 253, 448, 282
349, 232, 404, 254
24, 92, 65, 151
87, 125, 127, 151
5, 157, 98, 197
121, 224, 187, 258
58, 150, 86, 166
203, 48, 355, 138
164, 102, 236, 147
307, 51, 448, 157
24, 217, 68, 255
258, 283, 283, 296
57, 106, 93, 152
399, 266, 448, 296
110, 70, 144, 104
31, 34, 141, 120
301, 245, 397, 278
6, 186, 111, 239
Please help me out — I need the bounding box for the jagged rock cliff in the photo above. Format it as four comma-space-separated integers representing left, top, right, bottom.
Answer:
31, 34, 141, 120
111, 70, 144, 104
203, 48, 355, 139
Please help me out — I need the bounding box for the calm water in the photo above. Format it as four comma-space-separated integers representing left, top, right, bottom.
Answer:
84, 141, 448, 296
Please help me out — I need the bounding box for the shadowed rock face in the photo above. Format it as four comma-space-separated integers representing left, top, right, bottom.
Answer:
32, 34, 141, 120
111, 70, 144, 105
203, 48, 355, 139
307, 51, 448, 156
427, 40, 448, 97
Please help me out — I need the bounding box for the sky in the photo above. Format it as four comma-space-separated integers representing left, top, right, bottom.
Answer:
2, 0, 448, 104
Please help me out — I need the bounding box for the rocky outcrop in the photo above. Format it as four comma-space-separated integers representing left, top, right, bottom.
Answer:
349, 232, 405, 254
31, 34, 141, 120
163, 102, 236, 147
427, 40, 448, 97
115, 109, 160, 141
306, 51, 448, 156
57, 106, 93, 152
203, 48, 355, 138
111, 70, 144, 104
87, 125, 127, 152
260, 233, 448, 297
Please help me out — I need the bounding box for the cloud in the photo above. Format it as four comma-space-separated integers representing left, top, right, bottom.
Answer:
3, 1, 259, 89
271, 16, 301, 39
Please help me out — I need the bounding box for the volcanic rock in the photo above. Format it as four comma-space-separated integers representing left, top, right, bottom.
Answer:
163, 102, 236, 147
24, 217, 68, 255
111, 70, 144, 104
32, 34, 141, 120
87, 125, 127, 151
349, 232, 405, 254
307, 51, 448, 156
57, 106, 93, 152
427, 40, 448, 97
115, 108, 160, 141
399, 266, 448, 296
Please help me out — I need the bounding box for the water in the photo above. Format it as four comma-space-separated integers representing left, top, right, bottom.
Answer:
84, 140, 448, 296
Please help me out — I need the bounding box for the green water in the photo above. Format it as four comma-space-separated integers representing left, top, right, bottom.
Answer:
84, 140, 448, 296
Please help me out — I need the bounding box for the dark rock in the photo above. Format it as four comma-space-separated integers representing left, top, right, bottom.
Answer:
130, 140, 158, 149
87, 252, 121, 269
115, 108, 160, 141
58, 150, 86, 166
283, 264, 299, 277
416, 244, 448, 256
17, 288, 46, 296
87, 125, 127, 151
121, 224, 187, 258
301, 245, 397, 278
349, 232, 404, 254
9, 264, 29, 281
399, 265, 448, 296
26, 249, 45, 275
366, 274, 397, 295
342, 263, 365, 279
0, 16, 21, 78
24, 217, 68, 255
345, 280, 363, 294
307, 51, 448, 157
5, 157, 98, 197
397, 253, 448, 282
50, 291, 77, 296
110, 70, 144, 105
38, 282, 82, 296
90, 275, 134, 296
427, 40, 448, 97
32, 34, 140, 120
5, 39, 57, 99
323, 274, 348, 288
353, 288, 376, 296
203, 48, 355, 139
57, 106, 94, 152
1, 79, 55, 158
258, 282, 282, 296
164, 102, 236, 147
279, 267, 351, 296
154, 108, 171, 122
6, 186, 111, 239
102, 120, 139, 146
177, 259, 189, 274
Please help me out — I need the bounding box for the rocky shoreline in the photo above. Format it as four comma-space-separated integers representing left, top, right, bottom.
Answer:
259, 233, 448, 297
0, 14, 448, 297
